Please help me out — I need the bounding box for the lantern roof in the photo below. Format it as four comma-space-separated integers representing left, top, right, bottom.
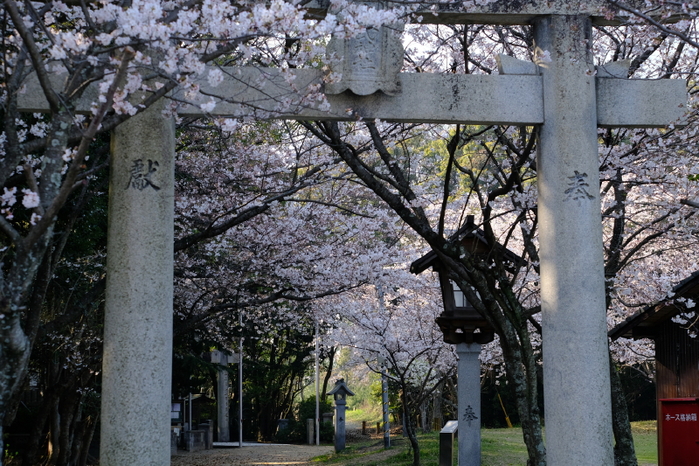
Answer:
410, 216, 524, 275
609, 270, 699, 341
326, 378, 355, 397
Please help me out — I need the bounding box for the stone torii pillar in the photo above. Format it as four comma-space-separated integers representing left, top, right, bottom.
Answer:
101, 99, 175, 466
16, 3, 686, 465
534, 16, 613, 464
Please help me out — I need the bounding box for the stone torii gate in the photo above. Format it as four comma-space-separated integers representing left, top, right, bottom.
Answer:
19, 1, 685, 465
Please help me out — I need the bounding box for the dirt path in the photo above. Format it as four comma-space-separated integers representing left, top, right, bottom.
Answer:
171, 444, 334, 466
171, 442, 408, 466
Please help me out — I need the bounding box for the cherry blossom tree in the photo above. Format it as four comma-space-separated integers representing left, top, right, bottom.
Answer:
0, 0, 408, 459
10, 110, 417, 460
319, 262, 454, 465
4, 1, 699, 466
298, 16, 699, 466
170, 118, 417, 441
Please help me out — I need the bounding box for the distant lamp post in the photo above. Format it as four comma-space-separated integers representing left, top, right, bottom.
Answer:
410, 215, 522, 466
327, 378, 355, 452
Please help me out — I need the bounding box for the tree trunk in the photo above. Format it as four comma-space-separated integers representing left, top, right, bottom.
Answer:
77, 414, 98, 466
69, 407, 95, 466
321, 346, 335, 403
48, 401, 61, 465
420, 401, 428, 432
495, 311, 546, 466
23, 389, 59, 466
432, 381, 444, 431
610, 356, 638, 466
400, 390, 421, 466
57, 389, 80, 466
501, 339, 546, 466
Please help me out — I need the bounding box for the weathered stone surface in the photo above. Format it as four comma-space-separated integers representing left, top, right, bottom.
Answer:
497, 54, 538, 75
217, 369, 230, 442
306, 0, 661, 25
20, 67, 685, 127
181, 69, 545, 124
325, 25, 404, 96
596, 60, 632, 78
328, 379, 354, 452
17, 67, 544, 123
534, 15, 614, 466
456, 343, 481, 466
496, 54, 686, 127
100, 99, 175, 466
597, 78, 687, 127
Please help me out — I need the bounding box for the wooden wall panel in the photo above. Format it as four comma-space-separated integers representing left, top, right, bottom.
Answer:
655, 321, 699, 400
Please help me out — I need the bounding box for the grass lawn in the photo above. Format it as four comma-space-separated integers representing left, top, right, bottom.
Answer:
632, 421, 658, 466
481, 429, 529, 466
313, 421, 658, 465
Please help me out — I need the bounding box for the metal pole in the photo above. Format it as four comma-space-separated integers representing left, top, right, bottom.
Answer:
382, 366, 390, 448
376, 287, 391, 449
188, 392, 192, 430
315, 321, 320, 446
239, 313, 244, 447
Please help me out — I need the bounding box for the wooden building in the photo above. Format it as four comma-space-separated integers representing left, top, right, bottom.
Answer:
610, 271, 699, 401
609, 271, 699, 465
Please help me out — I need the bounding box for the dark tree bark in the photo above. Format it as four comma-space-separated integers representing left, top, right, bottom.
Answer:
400, 388, 421, 466
321, 346, 336, 403
302, 120, 547, 465
610, 356, 638, 466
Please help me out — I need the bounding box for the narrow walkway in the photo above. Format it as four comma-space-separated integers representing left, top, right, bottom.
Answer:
171, 444, 334, 466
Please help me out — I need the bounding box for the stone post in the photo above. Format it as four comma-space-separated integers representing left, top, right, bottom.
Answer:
217, 367, 230, 442
534, 15, 614, 466
307, 418, 315, 445
456, 343, 481, 466
439, 420, 458, 466
334, 397, 347, 452
100, 100, 175, 466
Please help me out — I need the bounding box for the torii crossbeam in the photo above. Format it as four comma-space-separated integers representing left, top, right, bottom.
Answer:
18, 2, 686, 466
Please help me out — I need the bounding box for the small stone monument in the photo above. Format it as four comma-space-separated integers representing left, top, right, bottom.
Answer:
327, 378, 355, 452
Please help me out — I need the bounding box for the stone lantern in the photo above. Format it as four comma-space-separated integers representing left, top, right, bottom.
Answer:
435, 276, 495, 346
327, 378, 355, 452
409, 216, 523, 345
410, 215, 522, 466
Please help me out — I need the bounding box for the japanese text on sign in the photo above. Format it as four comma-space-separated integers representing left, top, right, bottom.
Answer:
665, 413, 698, 422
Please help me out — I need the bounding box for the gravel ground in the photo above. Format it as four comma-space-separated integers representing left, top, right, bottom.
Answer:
171, 444, 335, 466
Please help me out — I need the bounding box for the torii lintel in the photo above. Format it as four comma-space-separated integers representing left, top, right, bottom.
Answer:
304, 0, 683, 25
19, 65, 686, 128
